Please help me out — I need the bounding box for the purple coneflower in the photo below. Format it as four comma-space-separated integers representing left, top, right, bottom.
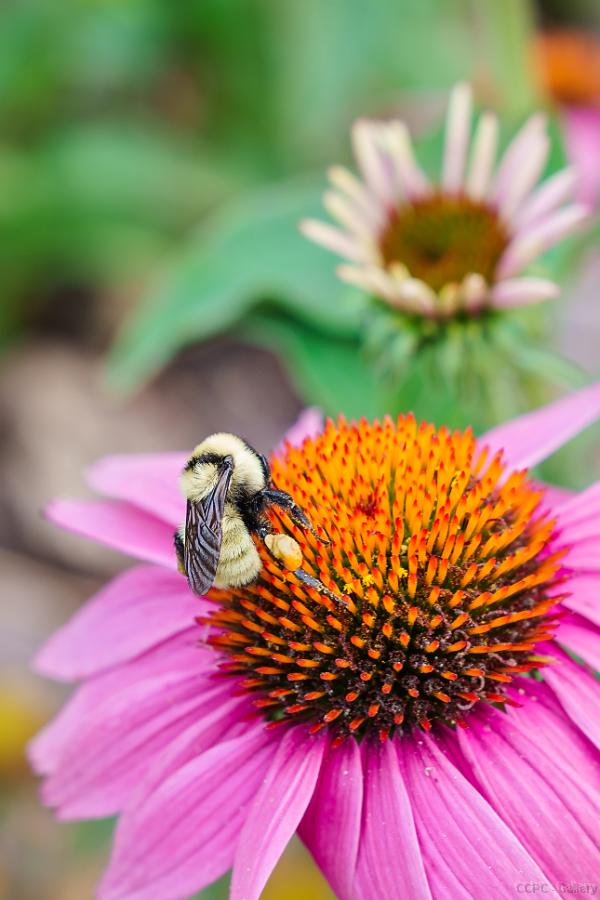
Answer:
30, 391, 600, 899
301, 83, 588, 318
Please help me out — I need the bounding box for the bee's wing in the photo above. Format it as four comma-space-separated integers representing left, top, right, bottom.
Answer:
183, 465, 233, 595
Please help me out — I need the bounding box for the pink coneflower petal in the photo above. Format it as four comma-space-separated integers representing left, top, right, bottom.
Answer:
298, 739, 363, 900
231, 728, 325, 900
354, 741, 431, 900
481, 379, 600, 471
491, 114, 547, 203
29, 629, 212, 777
489, 276, 559, 309
33, 565, 200, 681
497, 203, 588, 278
564, 107, 600, 206
497, 133, 550, 223
43, 680, 245, 820
558, 614, 600, 670
551, 479, 600, 531
466, 111, 499, 201
275, 407, 324, 456
442, 82, 472, 194
45, 499, 176, 569
299, 219, 366, 262
323, 189, 375, 238
100, 727, 275, 900
398, 733, 548, 897
327, 165, 384, 227
385, 120, 430, 199
515, 167, 577, 230
455, 680, 600, 884
562, 575, 600, 627
541, 644, 600, 749
352, 120, 393, 205
538, 482, 573, 508
86, 453, 186, 526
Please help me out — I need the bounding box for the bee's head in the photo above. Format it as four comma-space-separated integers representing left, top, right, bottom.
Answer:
180, 433, 267, 503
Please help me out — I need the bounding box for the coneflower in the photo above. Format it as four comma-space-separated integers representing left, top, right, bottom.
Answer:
301, 82, 587, 318
30, 389, 600, 899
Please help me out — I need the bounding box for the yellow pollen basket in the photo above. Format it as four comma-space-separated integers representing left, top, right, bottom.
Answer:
264, 533, 303, 572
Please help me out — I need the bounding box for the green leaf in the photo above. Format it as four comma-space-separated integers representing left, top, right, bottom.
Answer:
107, 177, 361, 392
241, 310, 386, 420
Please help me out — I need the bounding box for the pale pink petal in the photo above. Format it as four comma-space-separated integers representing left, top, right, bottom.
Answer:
355, 740, 431, 900
29, 629, 211, 776
454, 680, 600, 884
564, 107, 600, 207
515, 167, 577, 231
491, 114, 547, 201
100, 726, 275, 900
497, 203, 588, 278
231, 728, 325, 900
352, 120, 392, 204
479, 380, 600, 472
489, 276, 559, 309
386, 120, 430, 199
558, 614, 600, 671
442, 82, 472, 194
299, 738, 363, 900
327, 165, 384, 227
33, 565, 200, 681
398, 733, 547, 898
43, 680, 245, 820
299, 219, 366, 263
275, 408, 323, 456
466, 111, 498, 200
86, 453, 187, 526
497, 132, 549, 222
45, 499, 176, 569
563, 575, 600, 627
542, 643, 600, 749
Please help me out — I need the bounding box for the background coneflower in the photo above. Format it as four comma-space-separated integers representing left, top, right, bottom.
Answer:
30, 385, 600, 900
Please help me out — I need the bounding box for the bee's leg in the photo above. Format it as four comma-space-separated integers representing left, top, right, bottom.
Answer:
174, 530, 186, 575
262, 489, 330, 544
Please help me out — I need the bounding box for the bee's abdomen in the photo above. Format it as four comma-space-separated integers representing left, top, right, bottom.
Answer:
214, 512, 261, 588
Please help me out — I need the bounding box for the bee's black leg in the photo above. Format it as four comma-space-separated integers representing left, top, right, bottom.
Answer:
262, 489, 329, 544
174, 530, 185, 575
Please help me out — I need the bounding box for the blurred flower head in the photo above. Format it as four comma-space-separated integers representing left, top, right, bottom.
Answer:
301, 83, 587, 319
29, 390, 600, 899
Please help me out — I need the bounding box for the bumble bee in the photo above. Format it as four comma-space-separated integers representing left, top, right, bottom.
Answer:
175, 432, 335, 598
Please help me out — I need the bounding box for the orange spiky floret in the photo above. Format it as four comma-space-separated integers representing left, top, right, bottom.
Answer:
202, 416, 566, 741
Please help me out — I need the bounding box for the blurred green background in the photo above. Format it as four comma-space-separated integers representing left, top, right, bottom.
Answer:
2, 0, 600, 897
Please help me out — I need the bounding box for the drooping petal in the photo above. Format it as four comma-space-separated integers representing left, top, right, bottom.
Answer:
43, 679, 246, 820
45, 499, 176, 569
542, 643, 600, 749
558, 613, 600, 671
479, 380, 600, 472
398, 732, 549, 899
489, 276, 559, 309
230, 727, 325, 900
355, 740, 431, 900
86, 453, 187, 526
538, 482, 573, 508
299, 738, 363, 900
453, 679, 600, 884
275, 408, 324, 456
564, 106, 600, 207
99, 726, 275, 900
299, 219, 367, 263
29, 629, 211, 776
515, 167, 577, 231
551, 479, 600, 533
497, 203, 588, 278
33, 565, 200, 681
